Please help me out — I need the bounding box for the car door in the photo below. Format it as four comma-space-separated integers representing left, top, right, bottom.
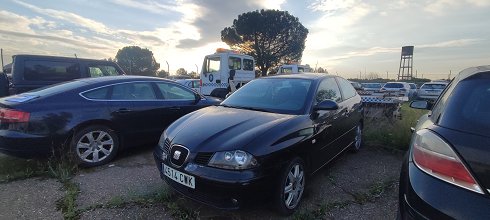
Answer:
337, 77, 362, 148
310, 77, 345, 170
107, 82, 165, 147
155, 82, 201, 126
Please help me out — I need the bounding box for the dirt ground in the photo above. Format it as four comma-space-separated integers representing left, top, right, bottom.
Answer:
0, 145, 403, 220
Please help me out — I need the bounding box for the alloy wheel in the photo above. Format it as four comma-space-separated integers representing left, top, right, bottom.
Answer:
284, 163, 305, 209
76, 130, 114, 163
354, 125, 362, 150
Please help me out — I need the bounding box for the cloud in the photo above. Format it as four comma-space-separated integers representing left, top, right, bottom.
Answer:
110, 0, 180, 14
13, 0, 110, 34
425, 0, 490, 15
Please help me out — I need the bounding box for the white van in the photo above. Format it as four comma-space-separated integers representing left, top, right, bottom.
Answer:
200, 48, 256, 98
278, 64, 311, 74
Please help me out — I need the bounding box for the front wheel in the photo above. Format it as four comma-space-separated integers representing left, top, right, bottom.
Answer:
70, 125, 119, 167
274, 157, 306, 215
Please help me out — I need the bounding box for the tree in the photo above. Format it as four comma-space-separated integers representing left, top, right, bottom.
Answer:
366, 72, 380, 80
115, 46, 160, 76
189, 71, 198, 79
317, 67, 328, 74
176, 68, 188, 76
157, 69, 169, 78
221, 9, 308, 76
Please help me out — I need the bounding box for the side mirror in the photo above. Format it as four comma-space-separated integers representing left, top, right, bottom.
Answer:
410, 100, 429, 109
315, 100, 339, 111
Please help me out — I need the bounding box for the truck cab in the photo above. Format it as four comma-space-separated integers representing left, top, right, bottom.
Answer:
279, 64, 311, 74
200, 48, 255, 98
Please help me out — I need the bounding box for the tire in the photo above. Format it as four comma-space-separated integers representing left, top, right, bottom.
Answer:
274, 157, 306, 215
350, 123, 363, 153
70, 125, 119, 167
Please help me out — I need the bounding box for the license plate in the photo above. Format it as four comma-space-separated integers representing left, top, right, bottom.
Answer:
163, 164, 195, 189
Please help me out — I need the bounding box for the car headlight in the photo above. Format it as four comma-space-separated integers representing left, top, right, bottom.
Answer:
208, 150, 258, 170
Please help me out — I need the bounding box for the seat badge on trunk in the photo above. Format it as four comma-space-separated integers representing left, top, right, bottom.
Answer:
173, 150, 181, 160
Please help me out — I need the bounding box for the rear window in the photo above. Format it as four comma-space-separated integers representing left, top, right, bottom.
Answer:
243, 59, 254, 71
362, 83, 381, 88
421, 83, 447, 89
24, 60, 80, 81
384, 83, 404, 88
440, 74, 490, 137
26, 80, 86, 97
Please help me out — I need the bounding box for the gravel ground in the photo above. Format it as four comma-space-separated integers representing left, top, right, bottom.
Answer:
0, 178, 64, 220
0, 145, 403, 220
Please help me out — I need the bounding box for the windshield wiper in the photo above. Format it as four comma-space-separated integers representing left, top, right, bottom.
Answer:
219, 104, 273, 113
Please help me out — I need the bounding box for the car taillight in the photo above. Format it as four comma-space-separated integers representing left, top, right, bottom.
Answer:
0, 108, 30, 123
412, 129, 483, 194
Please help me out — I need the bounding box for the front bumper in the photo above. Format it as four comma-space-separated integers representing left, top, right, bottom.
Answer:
153, 147, 276, 209
0, 130, 54, 158
399, 159, 490, 219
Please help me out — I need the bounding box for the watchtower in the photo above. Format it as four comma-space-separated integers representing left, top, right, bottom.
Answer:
398, 46, 414, 81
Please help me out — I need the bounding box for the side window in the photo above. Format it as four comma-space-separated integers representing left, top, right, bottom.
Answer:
243, 59, 254, 71
338, 78, 357, 100
192, 81, 200, 88
24, 60, 80, 81
88, 64, 120, 77
228, 57, 241, 70
157, 83, 196, 100
298, 67, 305, 72
316, 78, 342, 103
83, 87, 110, 100
111, 82, 156, 100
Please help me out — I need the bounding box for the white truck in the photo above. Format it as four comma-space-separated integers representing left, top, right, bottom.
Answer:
200, 48, 256, 98
278, 63, 311, 74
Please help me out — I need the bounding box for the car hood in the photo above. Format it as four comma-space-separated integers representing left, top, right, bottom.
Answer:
166, 106, 297, 153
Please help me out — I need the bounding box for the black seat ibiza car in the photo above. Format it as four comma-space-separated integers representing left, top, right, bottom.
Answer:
399, 66, 490, 219
154, 73, 363, 214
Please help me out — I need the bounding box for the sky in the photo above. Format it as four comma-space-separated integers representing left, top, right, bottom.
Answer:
0, 0, 489, 79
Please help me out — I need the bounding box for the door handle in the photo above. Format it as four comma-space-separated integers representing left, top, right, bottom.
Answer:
169, 106, 181, 110
115, 108, 131, 113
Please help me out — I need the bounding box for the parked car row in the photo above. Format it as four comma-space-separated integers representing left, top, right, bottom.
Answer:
355, 81, 448, 100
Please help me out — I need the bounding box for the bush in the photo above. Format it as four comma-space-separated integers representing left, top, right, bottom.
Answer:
364, 103, 428, 151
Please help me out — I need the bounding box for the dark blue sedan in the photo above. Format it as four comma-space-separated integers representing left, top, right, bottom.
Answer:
0, 76, 220, 166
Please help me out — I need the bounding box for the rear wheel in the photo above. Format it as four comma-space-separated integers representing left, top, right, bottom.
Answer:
351, 124, 363, 152
274, 157, 306, 215
70, 125, 119, 167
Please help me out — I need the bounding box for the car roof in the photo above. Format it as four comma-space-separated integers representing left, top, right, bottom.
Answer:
13, 54, 116, 63
457, 65, 490, 81
75, 75, 172, 84
266, 73, 334, 80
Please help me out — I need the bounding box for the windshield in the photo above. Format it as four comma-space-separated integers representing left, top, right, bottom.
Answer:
421, 83, 447, 89
384, 83, 404, 88
222, 78, 313, 115
204, 56, 220, 73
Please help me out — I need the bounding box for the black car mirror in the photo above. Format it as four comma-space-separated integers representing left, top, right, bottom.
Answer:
410, 100, 429, 109
315, 100, 339, 111
194, 93, 202, 104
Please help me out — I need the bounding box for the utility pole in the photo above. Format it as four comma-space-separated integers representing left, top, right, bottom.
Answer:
195, 64, 198, 75
165, 61, 169, 74
386, 71, 388, 79
448, 70, 451, 80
